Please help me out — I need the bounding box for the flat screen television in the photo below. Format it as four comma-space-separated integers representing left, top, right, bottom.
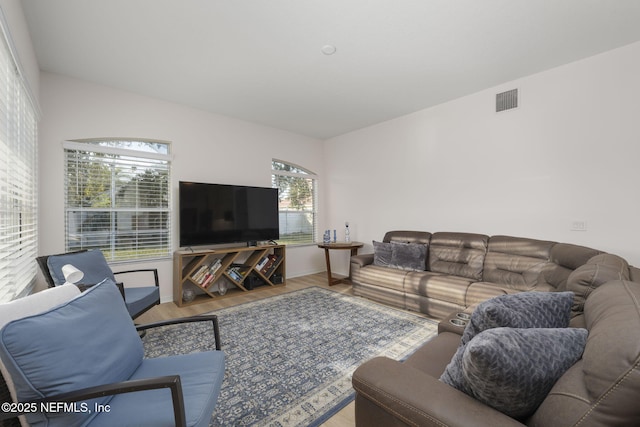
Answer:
179, 181, 279, 247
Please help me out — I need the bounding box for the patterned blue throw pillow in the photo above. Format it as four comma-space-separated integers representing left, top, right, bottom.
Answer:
440, 291, 575, 398
461, 327, 588, 418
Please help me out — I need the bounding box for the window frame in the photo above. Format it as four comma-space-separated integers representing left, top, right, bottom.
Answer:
0, 13, 39, 302
63, 138, 172, 263
271, 159, 318, 246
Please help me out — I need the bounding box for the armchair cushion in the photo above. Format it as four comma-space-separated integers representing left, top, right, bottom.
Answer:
124, 286, 161, 318
0, 279, 143, 427
47, 250, 116, 286
89, 352, 225, 427
459, 327, 588, 419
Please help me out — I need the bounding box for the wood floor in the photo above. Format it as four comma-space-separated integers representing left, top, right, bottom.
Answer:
136, 272, 356, 427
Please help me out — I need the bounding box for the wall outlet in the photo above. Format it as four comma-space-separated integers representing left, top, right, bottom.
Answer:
571, 220, 587, 231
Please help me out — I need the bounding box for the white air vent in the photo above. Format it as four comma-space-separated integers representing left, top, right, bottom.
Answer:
496, 88, 518, 112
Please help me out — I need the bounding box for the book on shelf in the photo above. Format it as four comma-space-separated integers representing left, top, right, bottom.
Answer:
226, 266, 246, 282
256, 255, 270, 271
201, 273, 215, 288
260, 254, 282, 275
191, 265, 208, 283
192, 258, 222, 286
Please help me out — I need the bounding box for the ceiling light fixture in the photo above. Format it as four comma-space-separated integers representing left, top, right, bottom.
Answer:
321, 44, 337, 55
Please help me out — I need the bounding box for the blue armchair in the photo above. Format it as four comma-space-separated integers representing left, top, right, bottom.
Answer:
0, 279, 225, 427
37, 249, 160, 319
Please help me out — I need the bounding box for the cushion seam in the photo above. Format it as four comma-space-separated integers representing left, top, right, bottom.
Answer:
354, 377, 447, 427
574, 358, 640, 426
576, 281, 640, 426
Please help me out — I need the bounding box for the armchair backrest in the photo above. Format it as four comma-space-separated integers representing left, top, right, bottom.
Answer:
0, 284, 81, 427
0, 280, 143, 427
46, 250, 116, 286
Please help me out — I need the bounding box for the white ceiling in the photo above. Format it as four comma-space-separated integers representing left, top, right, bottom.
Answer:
21, 0, 640, 139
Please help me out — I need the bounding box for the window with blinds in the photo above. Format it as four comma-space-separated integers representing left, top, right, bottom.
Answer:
272, 159, 317, 245
63, 139, 171, 262
0, 21, 38, 303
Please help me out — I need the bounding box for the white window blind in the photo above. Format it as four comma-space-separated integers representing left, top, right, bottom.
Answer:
272, 159, 317, 245
0, 26, 38, 302
63, 139, 171, 262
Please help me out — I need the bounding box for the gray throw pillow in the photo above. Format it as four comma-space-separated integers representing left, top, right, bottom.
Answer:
440, 291, 574, 391
389, 241, 428, 271
460, 327, 588, 419
372, 241, 393, 267
461, 291, 574, 345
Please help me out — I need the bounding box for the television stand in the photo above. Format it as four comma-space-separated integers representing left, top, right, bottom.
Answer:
173, 244, 286, 307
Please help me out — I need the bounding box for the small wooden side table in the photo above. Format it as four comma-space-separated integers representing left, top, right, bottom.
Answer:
317, 242, 364, 286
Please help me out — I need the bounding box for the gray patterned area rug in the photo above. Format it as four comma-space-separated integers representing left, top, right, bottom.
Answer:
142, 286, 438, 427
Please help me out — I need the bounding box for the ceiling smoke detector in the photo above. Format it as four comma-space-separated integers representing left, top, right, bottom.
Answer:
321, 45, 337, 55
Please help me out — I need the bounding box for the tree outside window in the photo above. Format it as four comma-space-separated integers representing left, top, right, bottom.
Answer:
272, 160, 317, 245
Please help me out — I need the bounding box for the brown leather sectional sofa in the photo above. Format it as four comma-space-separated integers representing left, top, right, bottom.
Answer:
350, 230, 640, 426
350, 230, 631, 320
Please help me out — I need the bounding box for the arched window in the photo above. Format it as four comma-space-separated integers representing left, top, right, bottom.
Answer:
63, 139, 171, 261
271, 159, 317, 245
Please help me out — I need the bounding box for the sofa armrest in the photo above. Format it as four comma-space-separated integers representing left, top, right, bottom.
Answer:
629, 265, 640, 283
351, 253, 374, 268
352, 357, 524, 427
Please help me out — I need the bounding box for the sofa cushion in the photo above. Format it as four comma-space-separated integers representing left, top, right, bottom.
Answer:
566, 253, 629, 314
404, 271, 471, 304
439, 291, 574, 394
428, 232, 488, 281
351, 264, 410, 293
483, 236, 555, 291
389, 241, 428, 271
464, 282, 510, 307
547, 243, 602, 290
460, 327, 588, 419
382, 230, 431, 245
0, 279, 143, 427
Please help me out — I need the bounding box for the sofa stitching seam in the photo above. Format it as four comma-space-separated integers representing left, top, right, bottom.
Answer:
575, 281, 640, 426
574, 358, 640, 426
354, 377, 447, 427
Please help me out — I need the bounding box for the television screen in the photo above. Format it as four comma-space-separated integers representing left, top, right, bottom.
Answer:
179, 181, 279, 247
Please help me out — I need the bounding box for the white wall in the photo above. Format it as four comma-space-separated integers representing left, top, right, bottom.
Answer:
324, 41, 640, 274
0, 0, 39, 101
38, 73, 327, 301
